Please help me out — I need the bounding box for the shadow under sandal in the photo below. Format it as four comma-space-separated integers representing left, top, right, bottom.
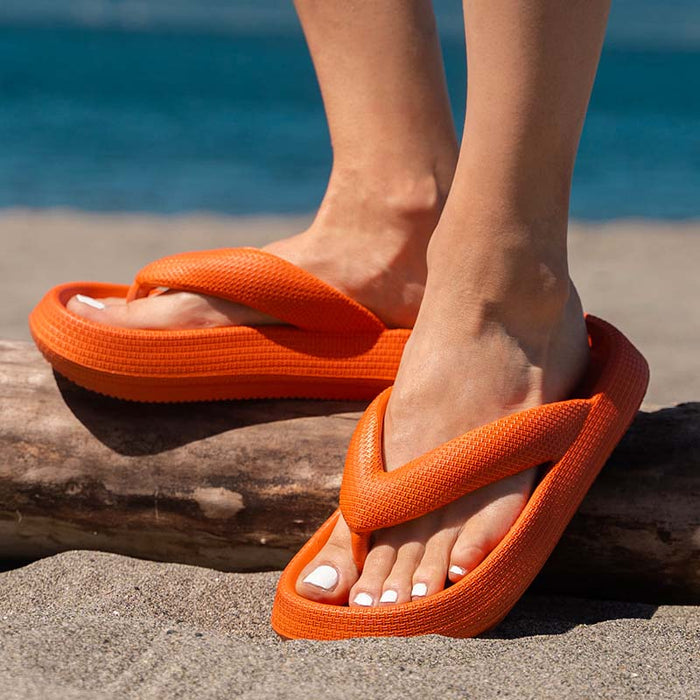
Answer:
29, 247, 410, 402
271, 315, 649, 639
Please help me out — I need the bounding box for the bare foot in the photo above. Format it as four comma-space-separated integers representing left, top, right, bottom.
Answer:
295, 221, 590, 606
66, 173, 445, 331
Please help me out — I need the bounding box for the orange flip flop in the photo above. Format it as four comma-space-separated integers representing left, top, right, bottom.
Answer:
29, 248, 410, 402
272, 315, 649, 639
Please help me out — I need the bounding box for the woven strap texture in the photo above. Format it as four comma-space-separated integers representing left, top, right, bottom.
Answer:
340, 391, 592, 535
125, 247, 385, 333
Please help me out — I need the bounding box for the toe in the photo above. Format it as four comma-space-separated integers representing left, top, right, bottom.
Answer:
372, 532, 425, 605
447, 515, 508, 583
348, 540, 399, 608
447, 537, 489, 583
66, 294, 109, 322
67, 291, 276, 329
445, 468, 536, 583
410, 527, 456, 599
295, 517, 358, 605
67, 293, 164, 328
68, 294, 166, 328
447, 484, 532, 582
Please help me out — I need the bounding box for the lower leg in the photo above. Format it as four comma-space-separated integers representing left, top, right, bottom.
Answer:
387, 0, 614, 451
298, 0, 610, 606
68, 0, 458, 330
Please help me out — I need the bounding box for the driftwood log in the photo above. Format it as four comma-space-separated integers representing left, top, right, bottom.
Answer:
1, 340, 698, 603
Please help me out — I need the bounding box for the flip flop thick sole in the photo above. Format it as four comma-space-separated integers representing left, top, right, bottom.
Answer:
271, 315, 649, 639
29, 282, 410, 402
29, 247, 411, 402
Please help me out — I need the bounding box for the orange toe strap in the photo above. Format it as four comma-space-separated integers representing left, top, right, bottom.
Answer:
341, 389, 592, 571
125, 247, 385, 334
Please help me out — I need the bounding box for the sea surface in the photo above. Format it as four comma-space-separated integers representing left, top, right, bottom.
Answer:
0, 1, 698, 219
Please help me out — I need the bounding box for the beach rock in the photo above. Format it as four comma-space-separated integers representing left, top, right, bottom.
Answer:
1, 340, 698, 602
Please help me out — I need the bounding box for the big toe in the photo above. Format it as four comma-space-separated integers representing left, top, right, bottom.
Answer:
295, 517, 359, 605
67, 293, 176, 329
66, 291, 275, 330
66, 294, 133, 325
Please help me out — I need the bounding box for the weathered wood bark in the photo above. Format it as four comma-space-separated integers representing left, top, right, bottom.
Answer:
1, 340, 698, 602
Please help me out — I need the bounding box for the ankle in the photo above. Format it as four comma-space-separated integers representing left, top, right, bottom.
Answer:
314, 165, 450, 243
425, 217, 574, 340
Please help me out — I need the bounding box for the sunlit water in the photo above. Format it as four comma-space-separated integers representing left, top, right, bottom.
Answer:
0, 10, 698, 218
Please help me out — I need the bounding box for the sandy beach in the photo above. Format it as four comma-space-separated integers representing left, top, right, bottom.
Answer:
1, 210, 698, 698
1, 551, 698, 699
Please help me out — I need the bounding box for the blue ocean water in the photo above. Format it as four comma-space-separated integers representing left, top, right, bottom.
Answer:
0, 6, 698, 219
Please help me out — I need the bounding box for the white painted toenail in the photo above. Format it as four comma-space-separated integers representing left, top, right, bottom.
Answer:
353, 592, 373, 607
302, 565, 338, 591
379, 590, 398, 604
75, 294, 105, 310
411, 582, 428, 598
449, 565, 467, 577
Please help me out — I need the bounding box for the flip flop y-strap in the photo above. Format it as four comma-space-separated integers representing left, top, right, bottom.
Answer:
125, 247, 385, 334
340, 389, 592, 569
270, 316, 649, 639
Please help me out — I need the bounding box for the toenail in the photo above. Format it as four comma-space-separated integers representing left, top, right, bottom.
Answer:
379, 590, 398, 604
449, 565, 467, 577
411, 582, 428, 598
353, 592, 373, 607
302, 565, 338, 591
75, 294, 105, 310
